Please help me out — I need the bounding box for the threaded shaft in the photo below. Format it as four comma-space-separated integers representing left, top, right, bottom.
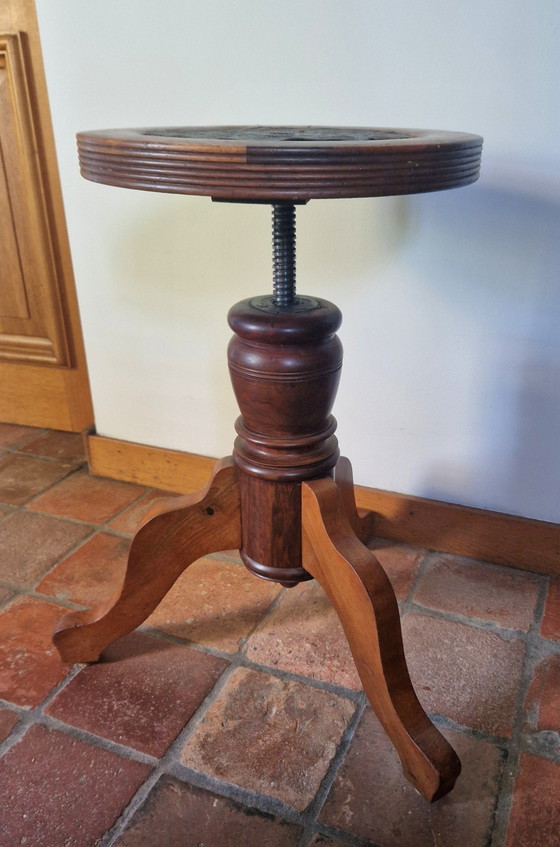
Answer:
272, 203, 296, 308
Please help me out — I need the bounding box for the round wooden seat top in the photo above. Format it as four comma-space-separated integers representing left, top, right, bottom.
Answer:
77, 125, 482, 202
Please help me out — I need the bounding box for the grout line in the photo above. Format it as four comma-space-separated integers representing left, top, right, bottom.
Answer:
489, 574, 550, 847
3, 447, 87, 467
0, 430, 50, 452
239, 656, 364, 702
0, 586, 19, 611
95, 771, 163, 847
402, 547, 437, 608
26, 531, 98, 593
0, 663, 84, 758
299, 823, 373, 847
163, 661, 240, 752
139, 623, 365, 704
0, 584, 88, 611
300, 696, 367, 835
20, 507, 103, 531
167, 762, 306, 824
34, 713, 159, 767
24, 495, 145, 531
405, 601, 534, 641
428, 712, 512, 747
238, 582, 287, 644
24, 462, 85, 503
0, 457, 157, 604
80, 656, 368, 844
536, 635, 560, 655
95, 657, 306, 846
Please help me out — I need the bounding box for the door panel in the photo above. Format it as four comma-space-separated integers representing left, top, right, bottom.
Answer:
0, 2, 93, 430
0, 32, 69, 366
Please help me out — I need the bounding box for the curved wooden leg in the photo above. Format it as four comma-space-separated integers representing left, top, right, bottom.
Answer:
333, 456, 375, 545
301, 476, 460, 802
54, 457, 241, 663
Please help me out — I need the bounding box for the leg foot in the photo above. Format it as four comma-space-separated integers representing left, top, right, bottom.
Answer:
54, 457, 240, 663
301, 476, 460, 802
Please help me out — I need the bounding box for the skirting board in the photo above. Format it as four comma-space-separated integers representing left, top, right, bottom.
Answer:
87, 433, 560, 577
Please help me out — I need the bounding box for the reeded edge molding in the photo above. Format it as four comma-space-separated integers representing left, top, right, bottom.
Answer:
77, 125, 483, 200
87, 433, 559, 577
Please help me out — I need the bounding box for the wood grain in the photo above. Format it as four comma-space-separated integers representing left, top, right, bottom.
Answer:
302, 476, 460, 802
228, 295, 343, 583
0, 31, 69, 365
355, 485, 560, 575
77, 126, 482, 201
0, 0, 93, 429
54, 458, 240, 663
87, 433, 215, 492
0, 359, 92, 430
238, 473, 308, 586
333, 456, 375, 544
228, 296, 342, 481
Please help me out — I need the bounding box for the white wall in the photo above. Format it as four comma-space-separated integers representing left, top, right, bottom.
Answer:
36, 0, 560, 522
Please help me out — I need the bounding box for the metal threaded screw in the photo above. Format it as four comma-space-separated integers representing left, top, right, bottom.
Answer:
272, 203, 296, 308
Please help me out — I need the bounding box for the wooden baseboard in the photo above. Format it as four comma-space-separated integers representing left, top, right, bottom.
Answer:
354, 486, 559, 576
87, 433, 560, 577
87, 434, 215, 493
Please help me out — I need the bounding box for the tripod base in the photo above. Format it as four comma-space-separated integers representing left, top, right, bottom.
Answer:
54, 455, 460, 802
68, 124, 482, 804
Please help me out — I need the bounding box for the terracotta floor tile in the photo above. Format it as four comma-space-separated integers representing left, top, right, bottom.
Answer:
413, 553, 541, 630
145, 557, 281, 653
114, 776, 303, 846
0, 511, 92, 587
0, 708, 19, 742
0, 423, 45, 449
108, 488, 177, 533
402, 612, 525, 736
320, 709, 505, 846
0, 453, 76, 505
46, 631, 228, 757
523, 654, 560, 756
37, 531, 130, 605
0, 724, 150, 847
19, 429, 87, 463
541, 577, 560, 641
505, 754, 560, 847
30, 469, 146, 524
367, 537, 425, 600
181, 666, 356, 811
0, 595, 71, 706
245, 579, 362, 689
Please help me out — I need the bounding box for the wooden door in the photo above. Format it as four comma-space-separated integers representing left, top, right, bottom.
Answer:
0, 0, 93, 431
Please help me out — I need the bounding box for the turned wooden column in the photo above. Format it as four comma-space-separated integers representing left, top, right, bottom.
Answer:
228, 293, 342, 585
